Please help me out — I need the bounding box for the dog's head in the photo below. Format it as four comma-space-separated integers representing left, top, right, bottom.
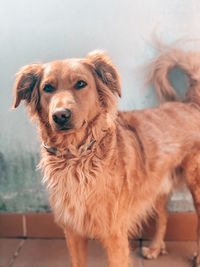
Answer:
13, 51, 121, 133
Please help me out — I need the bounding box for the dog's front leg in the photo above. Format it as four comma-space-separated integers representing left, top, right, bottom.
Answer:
65, 230, 88, 267
102, 233, 130, 267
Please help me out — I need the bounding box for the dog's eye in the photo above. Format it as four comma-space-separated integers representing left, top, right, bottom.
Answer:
43, 84, 55, 93
74, 80, 87, 90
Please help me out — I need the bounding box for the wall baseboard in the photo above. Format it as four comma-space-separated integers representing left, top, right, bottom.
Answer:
0, 212, 197, 240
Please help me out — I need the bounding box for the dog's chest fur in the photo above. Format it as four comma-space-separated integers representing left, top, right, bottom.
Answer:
40, 147, 122, 238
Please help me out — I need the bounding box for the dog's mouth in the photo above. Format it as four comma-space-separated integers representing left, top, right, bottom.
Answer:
55, 123, 73, 131
59, 126, 73, 131
54, 120, 86, 132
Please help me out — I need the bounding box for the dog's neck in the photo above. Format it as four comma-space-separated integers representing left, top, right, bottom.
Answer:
38, 112, 116, 158
42, 139, 96, 157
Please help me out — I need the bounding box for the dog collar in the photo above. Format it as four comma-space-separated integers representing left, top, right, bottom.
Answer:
42, 143, 57, 154
42, 139, 96, 155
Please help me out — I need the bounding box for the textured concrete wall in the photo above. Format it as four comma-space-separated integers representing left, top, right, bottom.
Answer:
0, 0, 200, 212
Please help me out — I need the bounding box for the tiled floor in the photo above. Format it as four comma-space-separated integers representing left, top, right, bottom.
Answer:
0, 238, 196, 267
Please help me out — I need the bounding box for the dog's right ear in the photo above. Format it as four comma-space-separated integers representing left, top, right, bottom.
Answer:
12, 64, 43, 110
86, 50, 121, 98
86, 50, 121, 114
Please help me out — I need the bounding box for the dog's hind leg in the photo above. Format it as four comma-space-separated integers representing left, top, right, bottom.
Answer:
65, 229, 88, 267
184, 153, 200, 267
142, 194, 168, 259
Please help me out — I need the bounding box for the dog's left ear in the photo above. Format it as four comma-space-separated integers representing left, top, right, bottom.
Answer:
86, 50, 121, 98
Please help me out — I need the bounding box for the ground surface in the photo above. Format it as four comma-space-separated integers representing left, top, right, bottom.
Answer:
0, 238, 196, 267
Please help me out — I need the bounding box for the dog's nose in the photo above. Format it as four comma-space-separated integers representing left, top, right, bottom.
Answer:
52, 108, 71, 125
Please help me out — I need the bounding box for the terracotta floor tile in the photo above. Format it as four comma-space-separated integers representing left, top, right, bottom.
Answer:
0, 214, 23, 237
5, 238, 198, 267
12, 239, 142, 267
26, 213, 64, 238
142, 241, 196, 267
0, 238, 22, 267
13, 239, 69, 267
130, 247, 144, 267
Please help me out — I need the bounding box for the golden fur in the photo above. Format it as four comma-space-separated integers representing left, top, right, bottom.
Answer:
13, 48, 200, 267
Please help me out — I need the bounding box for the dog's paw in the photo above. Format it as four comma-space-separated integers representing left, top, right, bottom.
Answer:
142, 246, 167, 260
193, 252, 200, 267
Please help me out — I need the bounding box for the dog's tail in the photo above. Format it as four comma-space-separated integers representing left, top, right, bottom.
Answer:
146, 47, 200, 103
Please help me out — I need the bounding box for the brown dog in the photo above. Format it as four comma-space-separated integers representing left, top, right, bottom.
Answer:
13, 49, 200, 267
